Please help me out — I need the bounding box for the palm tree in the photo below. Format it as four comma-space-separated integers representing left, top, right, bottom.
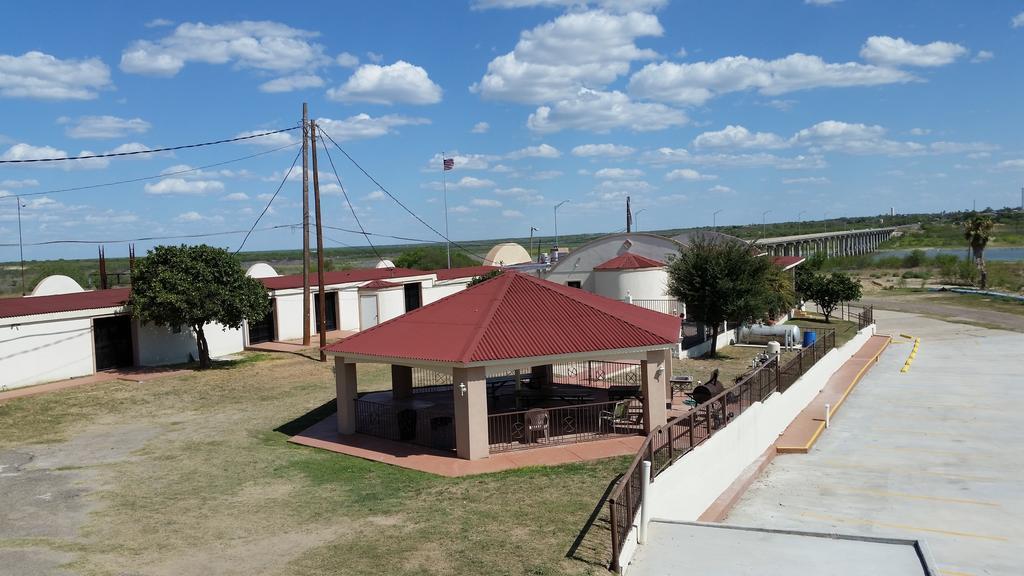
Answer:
963, 214, 994, 289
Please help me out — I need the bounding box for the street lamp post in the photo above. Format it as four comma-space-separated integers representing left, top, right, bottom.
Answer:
553, 200, 569, 250
798, 210, 806, 235
528, 226, 538, 261
713, 209, 723, 231
762, 209, 772, 239
634, 209, 646, 232
16, 195, 26, 295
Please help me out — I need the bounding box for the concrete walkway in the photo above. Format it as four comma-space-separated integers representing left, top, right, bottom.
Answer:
289, 413, 644, 477
0, 366, 189, 404
725, 310, 1024, 576
776, 334, 891, 453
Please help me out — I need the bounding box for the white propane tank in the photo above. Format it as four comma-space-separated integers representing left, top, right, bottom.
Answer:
740, 324, 801, 346
766, 340, 782, 357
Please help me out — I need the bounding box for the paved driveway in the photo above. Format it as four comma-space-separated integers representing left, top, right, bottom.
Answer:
725, 310, 1023, 576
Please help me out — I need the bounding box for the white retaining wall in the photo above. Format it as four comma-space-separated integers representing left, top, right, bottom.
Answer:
136, 321, 244, 366
0, 316, 96, 390
681, 326, 738, 359
619, 324, 876, 573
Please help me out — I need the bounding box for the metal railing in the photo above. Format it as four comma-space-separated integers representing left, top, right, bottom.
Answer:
606, 328, 837, 572
551, 360, 641, 388
806, 302, 874, 330
621, 298, 683, 315
487, 399, 641, 453
412, 366, 452, 391
353, 396, 455, 451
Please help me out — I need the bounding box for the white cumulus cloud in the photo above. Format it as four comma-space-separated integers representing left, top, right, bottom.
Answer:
473, 11, 663, 104
327, 60, 441, 105
693, 125, 788, 149
145, 178, 224, 195
1012, 12, 1024, 28
859, 36, 967, 67
60, 115, 151, 139
506, 143, 561, 159
0, 51, 112, 100
571, 143, 636, 157
527, 89, 687, 133
259, 74, 324, 93
471, 121, 490, 134
317, 114, 430, 141
594, 167, 644, 179
120, 20, 329, 77
665, 168, 716, 181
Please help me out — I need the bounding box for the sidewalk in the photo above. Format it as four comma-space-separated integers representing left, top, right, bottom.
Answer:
775, 334, 891, 453
0, 366, 190, 404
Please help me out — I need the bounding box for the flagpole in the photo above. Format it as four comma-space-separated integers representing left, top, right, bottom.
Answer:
442, 151, 451, 269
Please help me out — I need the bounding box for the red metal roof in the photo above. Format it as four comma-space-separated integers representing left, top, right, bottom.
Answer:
0, 287, 130, 320
359, 279, 401, 290
772, 256, 806, 271
324, 271, 678, 364
594, 253, 665, 271
260, 267, 425, 291
431, 265, 499, 281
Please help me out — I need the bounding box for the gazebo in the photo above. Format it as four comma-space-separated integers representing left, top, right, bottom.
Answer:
323, 271, 679, 460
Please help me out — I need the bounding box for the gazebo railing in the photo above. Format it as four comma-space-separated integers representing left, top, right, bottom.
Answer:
551, 360, 641, 389
487, 399, 641, 453
354, 396, 455, 451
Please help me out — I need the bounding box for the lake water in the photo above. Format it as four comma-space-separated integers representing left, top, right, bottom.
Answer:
876, 247, 1024, 262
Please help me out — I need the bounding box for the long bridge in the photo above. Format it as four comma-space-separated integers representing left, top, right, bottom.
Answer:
756, 227, 899, 258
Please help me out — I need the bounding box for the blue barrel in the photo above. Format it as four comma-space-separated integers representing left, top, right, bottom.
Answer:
802, 330, 817, 347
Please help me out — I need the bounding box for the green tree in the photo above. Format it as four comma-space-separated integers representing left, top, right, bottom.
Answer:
802, 272, 862, 323
393, 246, 476, 270
129, 244, 269, 369
962, 213, 994, 289
667, 235, 792, 357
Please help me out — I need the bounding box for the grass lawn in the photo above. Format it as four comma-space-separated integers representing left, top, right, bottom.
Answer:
0, 352, 627, 575
673, 346, 798, 387
785, 315, 860, 348
922, 292, 1024, 317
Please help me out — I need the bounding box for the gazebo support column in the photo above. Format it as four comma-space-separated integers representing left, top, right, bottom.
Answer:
641, 350, 668, 433
453, 366, 489, 460
335, 358, 358, 435
392, 364, 413, 400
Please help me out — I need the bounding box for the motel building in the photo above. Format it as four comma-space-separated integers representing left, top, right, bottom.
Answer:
0, 265, 497, 391
322, 271, 679, 461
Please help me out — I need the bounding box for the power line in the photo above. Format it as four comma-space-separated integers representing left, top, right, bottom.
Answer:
0, 126, 300, 164
322, 224, 440, 245
0, 224, 300, 248
316, 131, 385, 265
317, 128, 489, 262
15, 143, 297, 198
233, 147, 303, 255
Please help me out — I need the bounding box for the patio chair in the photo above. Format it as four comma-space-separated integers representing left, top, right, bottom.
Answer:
600, 401, 642, 434
524, 408, 550, 443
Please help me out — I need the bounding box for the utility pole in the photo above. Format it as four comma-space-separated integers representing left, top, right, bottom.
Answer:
16, 196, 25, 294
554, 200, 569, 250
713, 209, 723, 231
442, 152, 451, 269
301, 103, 311, 346
626, 196, 632, 233
529, 226, 537, 260
311, 120, 328, 362
762, 209, 772, 239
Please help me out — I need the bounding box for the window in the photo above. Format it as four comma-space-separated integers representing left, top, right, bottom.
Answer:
567, 281, 582, 289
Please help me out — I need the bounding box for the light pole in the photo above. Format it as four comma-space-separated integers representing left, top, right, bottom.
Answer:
528, 226, 538, 261
634, 209, 646, 232
713, 209, 723, 231
553, 200, 569, 250
15, 195, 26, 295
798, 210, 806, 235
762, 209, 772, 239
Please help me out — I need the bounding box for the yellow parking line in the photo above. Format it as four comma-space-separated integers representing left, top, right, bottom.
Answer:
800, 511, 1008, 542
833, 486, 999, 508
939, 570, 975, 576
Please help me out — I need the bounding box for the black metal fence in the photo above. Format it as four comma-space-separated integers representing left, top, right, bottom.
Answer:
487, 399, 641, 453
606, 328, 837, 572
806, 302, 875, 330
551, 360, 642, 388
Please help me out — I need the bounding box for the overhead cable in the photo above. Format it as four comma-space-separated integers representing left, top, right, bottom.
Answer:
0, 126, 301, 164
316, 131, 385, 265
233, 147, 303, 255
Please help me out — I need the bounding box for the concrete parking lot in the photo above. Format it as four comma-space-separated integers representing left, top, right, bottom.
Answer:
725, 310, 1023, 576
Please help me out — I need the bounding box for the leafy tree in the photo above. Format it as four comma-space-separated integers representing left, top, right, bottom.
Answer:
129, 244, 269, 369
667, 235, 792, 357
468, 269, 502, 287
393, 246, 476, 270
962, 213, 994, 289
801, 271, 862, 323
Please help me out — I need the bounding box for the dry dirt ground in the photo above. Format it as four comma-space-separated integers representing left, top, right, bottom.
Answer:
857, 293, 1023, 333
0, 353, 626, 576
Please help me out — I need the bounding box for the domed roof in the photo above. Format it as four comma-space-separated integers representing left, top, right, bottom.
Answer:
29, 275, 85, 297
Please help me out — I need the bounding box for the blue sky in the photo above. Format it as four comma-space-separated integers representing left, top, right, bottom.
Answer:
1, 0, 1022, 260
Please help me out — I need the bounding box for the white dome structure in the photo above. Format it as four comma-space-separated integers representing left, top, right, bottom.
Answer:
245, 262, 279, 278
484, 243, 531, 266
375, 259, 395, 269
29, 275, 85, 297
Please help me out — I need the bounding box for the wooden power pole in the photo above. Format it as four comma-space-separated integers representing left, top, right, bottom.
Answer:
301, 103, 312, 346
310, 120, 328, 361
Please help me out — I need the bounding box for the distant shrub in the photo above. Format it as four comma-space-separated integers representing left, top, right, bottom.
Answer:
901, 249, 927, 268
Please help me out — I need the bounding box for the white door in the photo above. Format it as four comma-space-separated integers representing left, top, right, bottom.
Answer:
359, 295, 378, 330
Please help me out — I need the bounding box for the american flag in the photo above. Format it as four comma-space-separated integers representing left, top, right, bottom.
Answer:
443, 157, 455, 171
